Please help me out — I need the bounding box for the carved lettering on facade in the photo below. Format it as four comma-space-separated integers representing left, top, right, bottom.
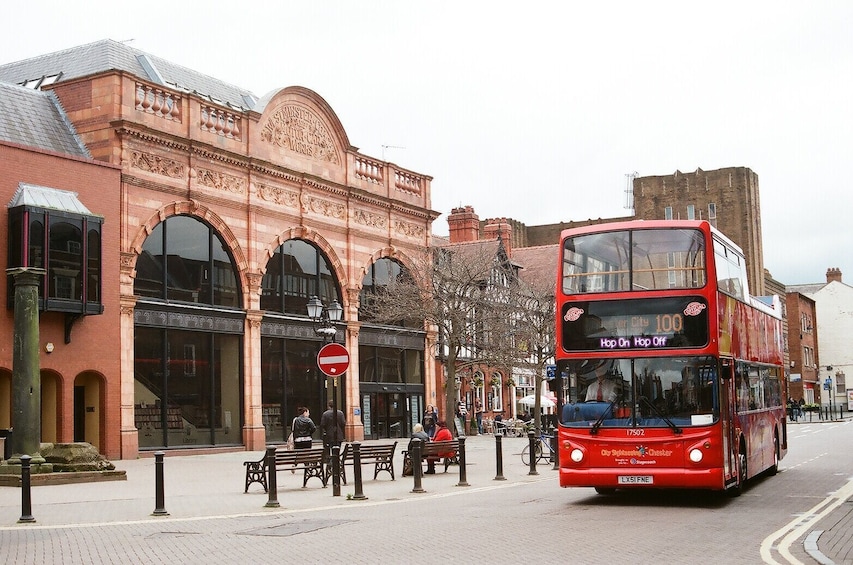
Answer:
130, 150, 185, 179
353, 209, 387, 229
300, 193, 346, 219
256, 183, 300, 208
196, 168, 246, 194
394, 220, 425, 239
260, 105, 340, 164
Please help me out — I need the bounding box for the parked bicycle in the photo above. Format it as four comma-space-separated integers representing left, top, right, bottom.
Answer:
521, 432, 555, 465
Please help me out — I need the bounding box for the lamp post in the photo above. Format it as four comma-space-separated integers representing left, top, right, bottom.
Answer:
825, 366, 834, 420
307, 296, 343, 496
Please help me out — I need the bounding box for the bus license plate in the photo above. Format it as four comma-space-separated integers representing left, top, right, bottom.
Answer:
618, 475, 653, 484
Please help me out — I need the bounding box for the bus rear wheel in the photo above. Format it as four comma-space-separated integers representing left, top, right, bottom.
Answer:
595, 487, 616, 495
766, 435, 779, 476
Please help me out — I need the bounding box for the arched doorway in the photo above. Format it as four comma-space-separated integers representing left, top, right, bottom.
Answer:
0, 368, 10, 430
358, 257, 426, 440
40, 370, 61, 443
73, 371, 104, 451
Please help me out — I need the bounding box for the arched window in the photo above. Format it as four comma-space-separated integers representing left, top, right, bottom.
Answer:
490, 372, 504, 411
359, 257, 413, 325
261, 239, 340, 316
135, 215, 240, 307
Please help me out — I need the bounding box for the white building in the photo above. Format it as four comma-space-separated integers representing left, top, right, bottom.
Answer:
789, 268, 853, 410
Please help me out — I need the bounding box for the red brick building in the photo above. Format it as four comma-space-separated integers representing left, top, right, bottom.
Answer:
0, 81, 122, 457
1, 40, 437, 459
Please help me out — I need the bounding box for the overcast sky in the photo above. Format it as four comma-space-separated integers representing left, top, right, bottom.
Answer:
4, 1, 851, 286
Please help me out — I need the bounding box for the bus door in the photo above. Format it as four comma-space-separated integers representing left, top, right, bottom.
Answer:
719, 359, 738, 483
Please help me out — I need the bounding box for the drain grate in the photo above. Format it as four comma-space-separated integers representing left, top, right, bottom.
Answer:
238, 518, 354, 537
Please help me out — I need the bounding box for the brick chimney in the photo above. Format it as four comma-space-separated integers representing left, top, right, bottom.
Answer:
447, 205, 480, 243
826, 267, 843, 283
483, 217, 512, 255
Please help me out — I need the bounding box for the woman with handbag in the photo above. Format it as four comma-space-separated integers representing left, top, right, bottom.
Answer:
291, 407, 316, 450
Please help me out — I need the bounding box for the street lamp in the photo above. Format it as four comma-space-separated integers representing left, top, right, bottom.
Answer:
307, 295, 343, 496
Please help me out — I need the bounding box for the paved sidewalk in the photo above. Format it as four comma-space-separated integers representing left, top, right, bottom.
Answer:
0, 434, 544, 527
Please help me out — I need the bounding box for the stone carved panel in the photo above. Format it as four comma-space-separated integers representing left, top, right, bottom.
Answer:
256, 183, 300, 209
353, 209, 387, 229
260, 105, 340, 164
130, 150, 185, 179
196, 168, 246, 194
394, 220, 426, 239
300, 193, 345, 219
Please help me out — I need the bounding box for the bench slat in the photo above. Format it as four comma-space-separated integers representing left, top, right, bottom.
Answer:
338, 442, 397, 484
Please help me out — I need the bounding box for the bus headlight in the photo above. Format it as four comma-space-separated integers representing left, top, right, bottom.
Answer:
689, 448, 703, 463
570, 448, 584, 463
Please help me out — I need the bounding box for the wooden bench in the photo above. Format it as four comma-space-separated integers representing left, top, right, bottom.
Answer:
244, 447, 326, 492
402, 439, 460, 475
338, 441, 397, 484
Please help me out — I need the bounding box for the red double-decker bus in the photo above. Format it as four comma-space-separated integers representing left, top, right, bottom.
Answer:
555, 220, 787, 495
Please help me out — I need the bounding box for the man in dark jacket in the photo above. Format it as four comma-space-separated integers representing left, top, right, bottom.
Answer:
320, 400, 346, 464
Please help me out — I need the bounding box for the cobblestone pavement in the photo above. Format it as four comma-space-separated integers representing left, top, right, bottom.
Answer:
0, 424, 851, 564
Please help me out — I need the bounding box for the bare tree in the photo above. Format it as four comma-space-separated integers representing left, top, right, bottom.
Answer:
507, 276, 557, 434
361, 239, 520, 435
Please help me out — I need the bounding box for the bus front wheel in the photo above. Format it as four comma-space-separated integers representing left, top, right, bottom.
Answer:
729, 446, 747, 498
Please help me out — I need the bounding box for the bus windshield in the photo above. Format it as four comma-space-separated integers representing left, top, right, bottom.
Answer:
561, 356, 718, 429
562, 228, 706, 294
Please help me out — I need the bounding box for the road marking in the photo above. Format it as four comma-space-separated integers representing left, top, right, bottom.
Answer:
760, 477, 853, 564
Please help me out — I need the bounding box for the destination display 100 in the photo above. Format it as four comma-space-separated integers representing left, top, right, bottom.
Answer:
561, 296, 709, 352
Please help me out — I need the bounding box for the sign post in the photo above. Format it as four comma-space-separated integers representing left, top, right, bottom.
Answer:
317, 342, 349, 497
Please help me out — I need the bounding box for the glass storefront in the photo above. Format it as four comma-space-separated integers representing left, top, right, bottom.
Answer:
135, 327, 241, 448
134, 215, 243, 450
260, 239, 343, 443
261, 337, 337, 443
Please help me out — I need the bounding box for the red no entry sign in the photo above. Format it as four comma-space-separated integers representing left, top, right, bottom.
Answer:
317, 342, 350, 377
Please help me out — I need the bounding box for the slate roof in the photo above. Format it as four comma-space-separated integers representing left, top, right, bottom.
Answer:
0, 81, 90, 156
0, 39, 258, 111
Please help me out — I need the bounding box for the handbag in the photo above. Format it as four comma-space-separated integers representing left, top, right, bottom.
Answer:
286, 418, 297, 450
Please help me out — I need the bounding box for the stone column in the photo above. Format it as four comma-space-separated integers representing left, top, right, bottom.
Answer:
6, 268, 46, 465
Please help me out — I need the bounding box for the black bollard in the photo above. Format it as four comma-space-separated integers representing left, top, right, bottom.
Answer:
264, 445, 280, 508
331, 444, 342, 497
350, 442, 367, 500
411, 439, 425, 493
18, 454, 35, 523
456, 436, 469, 487
152, 451, 169, 516
494, 434, 506, 481
527, 430, 539, 476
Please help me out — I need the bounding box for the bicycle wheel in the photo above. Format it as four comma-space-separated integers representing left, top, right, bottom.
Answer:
534, 442, 544, 462
522, 443, 543, 466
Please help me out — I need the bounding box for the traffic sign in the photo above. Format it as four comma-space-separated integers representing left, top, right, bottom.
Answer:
317, 342, 350, 377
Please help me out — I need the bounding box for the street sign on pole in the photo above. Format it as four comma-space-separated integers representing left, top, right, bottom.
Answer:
317, 342, 349, 377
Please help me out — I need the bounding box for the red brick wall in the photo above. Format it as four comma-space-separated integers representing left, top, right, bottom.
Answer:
0, 141, 122, 459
